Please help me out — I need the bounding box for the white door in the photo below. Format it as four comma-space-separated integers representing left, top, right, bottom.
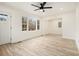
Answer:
0, 14, 11, 45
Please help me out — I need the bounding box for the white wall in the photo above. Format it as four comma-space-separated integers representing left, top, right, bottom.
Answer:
40, 20, 50, 35
61, 11, 76, 39
41, 16, 62, 35
49, 19, 62, 35
76, 3, 79, 49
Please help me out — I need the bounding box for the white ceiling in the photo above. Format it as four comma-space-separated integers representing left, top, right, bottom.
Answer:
2, 2, 77, 17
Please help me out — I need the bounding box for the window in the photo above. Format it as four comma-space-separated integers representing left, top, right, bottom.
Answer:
22, 16, 40, 31
0, 14, 8, 21
22, 17, 27, 31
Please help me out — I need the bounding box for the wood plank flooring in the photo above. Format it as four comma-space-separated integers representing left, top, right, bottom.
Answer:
0, 34, 79, 56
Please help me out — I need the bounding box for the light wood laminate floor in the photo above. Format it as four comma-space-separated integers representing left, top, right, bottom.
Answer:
0, 34, 79, 56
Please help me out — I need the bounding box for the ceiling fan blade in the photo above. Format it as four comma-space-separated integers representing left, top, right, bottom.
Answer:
42, 2, 46, 6
40, 2, 46, 7
31, 4, 40, 8
43, 7, 52, 9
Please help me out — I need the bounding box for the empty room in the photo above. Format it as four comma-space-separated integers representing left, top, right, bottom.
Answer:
0, 2, 79, 56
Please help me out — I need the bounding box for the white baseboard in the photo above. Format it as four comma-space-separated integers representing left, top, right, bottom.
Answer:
62, 35, 75, 40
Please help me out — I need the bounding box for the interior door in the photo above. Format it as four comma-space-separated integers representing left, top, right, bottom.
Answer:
0, 13, 11, 45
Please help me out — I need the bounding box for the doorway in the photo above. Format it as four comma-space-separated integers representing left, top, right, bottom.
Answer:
0, 13, 11, 45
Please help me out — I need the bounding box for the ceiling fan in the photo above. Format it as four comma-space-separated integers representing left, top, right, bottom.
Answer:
31, 2, 52, 12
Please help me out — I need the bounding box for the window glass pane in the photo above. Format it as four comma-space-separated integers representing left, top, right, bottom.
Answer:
37, 20, 40, 30
0, 14, 7, 21
22, 17, 27, 31
58, 22, 62, 28
28, 19, 36, 31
